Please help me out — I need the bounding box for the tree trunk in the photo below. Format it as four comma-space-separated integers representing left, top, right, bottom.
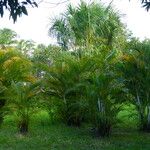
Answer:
95, 99, 111, 137
135, 91, 149, 131
140, 106, 150, 132
18, 120, 29, 135
0, 99, 6, 125
67, 115, 82, 127
96, 118, 111, 137
97, 125, 111, 137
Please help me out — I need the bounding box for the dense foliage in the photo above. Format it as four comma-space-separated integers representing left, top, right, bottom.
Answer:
0, 1, 150, 140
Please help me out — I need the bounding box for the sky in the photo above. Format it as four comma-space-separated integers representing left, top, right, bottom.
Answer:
0, 0, 150, 45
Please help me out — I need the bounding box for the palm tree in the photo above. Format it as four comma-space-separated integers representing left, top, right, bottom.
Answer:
49, 18, 71, 50
7, 81, 40, 134
86, 71, 124, 137
49, 1, 126, 53
85, 50, 125, 137
0, 48, 33, 125
43, 53, 94, 126
119, 39, 150, 131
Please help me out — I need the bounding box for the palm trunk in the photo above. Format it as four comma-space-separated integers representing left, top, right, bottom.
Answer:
19, 119, 29, 135
0, 99, 6, 125
136, 91, 150, 132
19, 112, 29, 135
146, 106, 150, 131
97, 98, 104, 113
136, 91, 145, 130
146, 92, 150, 131
96, 98, 111, 137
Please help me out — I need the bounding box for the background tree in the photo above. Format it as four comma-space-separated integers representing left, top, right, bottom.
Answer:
0, 0, 37, 22
0, 28, 17, 48
16, 39, 35, 57
31, 44, 60, 78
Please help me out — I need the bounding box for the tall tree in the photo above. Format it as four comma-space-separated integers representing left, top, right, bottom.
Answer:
49, 1, 126, 52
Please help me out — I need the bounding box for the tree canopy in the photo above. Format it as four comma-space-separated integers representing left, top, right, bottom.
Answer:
0, 0, 70, 22
0, 0, 150, 23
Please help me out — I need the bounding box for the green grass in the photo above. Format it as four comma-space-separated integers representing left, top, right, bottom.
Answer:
0, 108, 150, 150
1, 114, 150, 150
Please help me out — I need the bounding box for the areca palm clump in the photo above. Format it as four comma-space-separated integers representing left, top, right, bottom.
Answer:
7, 81, 40, 134
40, 41, 127, 137
43, 52, 95, 126
119, 39, 150, 131
0, 47, 41, 134
86, 73, 122, 137
0, 48, 32, 125
84, 50, 125, 137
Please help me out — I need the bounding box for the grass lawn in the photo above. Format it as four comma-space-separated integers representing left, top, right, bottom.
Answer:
0, 109, 150, 150
1, 119, 150, 150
